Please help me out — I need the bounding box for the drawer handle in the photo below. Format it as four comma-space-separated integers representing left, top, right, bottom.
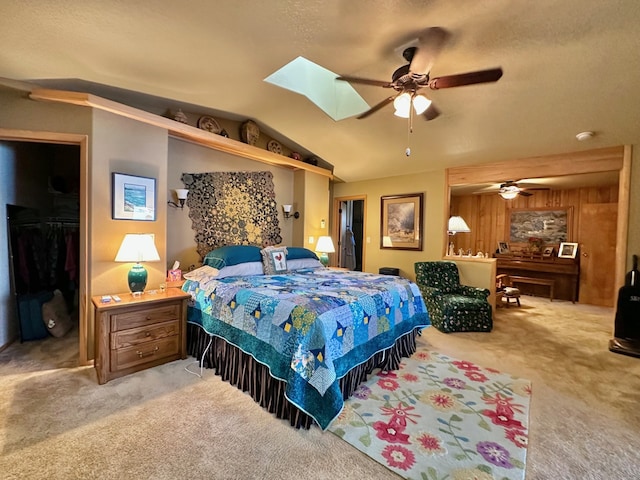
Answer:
137, 346, 159, 358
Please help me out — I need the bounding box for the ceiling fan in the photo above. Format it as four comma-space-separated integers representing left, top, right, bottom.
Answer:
474, 180, 549, 199
336, 27, 503, 121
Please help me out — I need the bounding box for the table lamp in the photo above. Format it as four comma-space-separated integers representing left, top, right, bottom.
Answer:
447, 216, 470, 255
315, 236, 335, 267
115, 233, 161, 295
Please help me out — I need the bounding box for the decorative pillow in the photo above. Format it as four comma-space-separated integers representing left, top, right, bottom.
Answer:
183, 265, 220, 282
261, 246, 289, 275
203, 245, 262, 269
216, 262, 264, 279
41, 290, 73, 338
287, 258, 324, 271
286, 247, 319, 261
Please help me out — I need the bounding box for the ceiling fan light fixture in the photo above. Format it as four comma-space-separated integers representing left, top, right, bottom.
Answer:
393, 92, 412, 117
412, 94, 431, 115
499, 185, 520, 200
393, 108, 410, 118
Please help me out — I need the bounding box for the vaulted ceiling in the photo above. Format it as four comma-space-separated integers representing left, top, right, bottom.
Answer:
1, 1, 639, 183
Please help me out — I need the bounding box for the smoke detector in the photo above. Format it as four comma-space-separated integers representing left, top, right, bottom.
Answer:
576, 131, 594, 141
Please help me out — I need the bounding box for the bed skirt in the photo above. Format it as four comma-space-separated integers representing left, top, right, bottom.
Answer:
187, 322, 420, 429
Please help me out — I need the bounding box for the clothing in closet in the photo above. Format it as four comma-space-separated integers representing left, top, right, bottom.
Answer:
340, 228, 356, 270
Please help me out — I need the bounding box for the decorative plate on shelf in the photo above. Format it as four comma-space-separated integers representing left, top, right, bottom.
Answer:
197, 115, 222, 134
267, 140, 283, 155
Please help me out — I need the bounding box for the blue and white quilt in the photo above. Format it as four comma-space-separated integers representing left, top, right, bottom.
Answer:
183, 268, 430, 429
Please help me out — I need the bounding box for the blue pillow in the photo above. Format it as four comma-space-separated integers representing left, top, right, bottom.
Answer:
286, 247, 319, 261
203, 245, 262, 269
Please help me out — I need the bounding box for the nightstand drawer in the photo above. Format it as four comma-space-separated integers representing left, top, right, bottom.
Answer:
110, 320, 180, 349
111, 336, 180, 372
111, 304, 180, 331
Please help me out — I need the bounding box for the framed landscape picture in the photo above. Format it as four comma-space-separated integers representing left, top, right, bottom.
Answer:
508, 207, 572, 244
380, 193, 423, 250
112, 172, 156, 221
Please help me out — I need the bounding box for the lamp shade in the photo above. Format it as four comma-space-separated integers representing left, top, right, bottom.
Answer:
115, 234, 160, 294
315, 236, 335, 267
115, 234, 160, 262
175, 189, 189, 200
447, 216, 471, 234
315, 236, 335, 253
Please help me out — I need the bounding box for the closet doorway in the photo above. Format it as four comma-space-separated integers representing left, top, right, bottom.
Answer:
0, 130, 88, 366
333, 195, 366, 271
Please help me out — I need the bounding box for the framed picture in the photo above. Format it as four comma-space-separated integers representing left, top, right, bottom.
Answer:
507, 207, 572, 244
380, 193, 423, 250
542, 246, 555, 257
558, 242, 578, 259
497, 242, 510, 254
112, 172, 156, 221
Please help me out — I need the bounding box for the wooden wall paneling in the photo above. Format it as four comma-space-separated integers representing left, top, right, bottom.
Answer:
454, 184, 619, 253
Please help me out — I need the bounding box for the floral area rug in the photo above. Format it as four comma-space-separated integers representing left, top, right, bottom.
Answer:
329, 346, 531, 480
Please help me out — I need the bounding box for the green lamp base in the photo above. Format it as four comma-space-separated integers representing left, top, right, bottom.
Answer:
128, 263, 148, 294
319, 253, 329, 267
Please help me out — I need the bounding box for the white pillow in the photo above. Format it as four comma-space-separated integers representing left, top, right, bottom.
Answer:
183, 265, 220, 282
216, 261, 264, 279
287, 258, 324, 271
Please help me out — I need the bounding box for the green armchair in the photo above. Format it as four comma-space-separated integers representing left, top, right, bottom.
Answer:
414, 261, 492, 333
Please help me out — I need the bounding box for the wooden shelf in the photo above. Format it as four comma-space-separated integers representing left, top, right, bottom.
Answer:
29, 88, 333, 179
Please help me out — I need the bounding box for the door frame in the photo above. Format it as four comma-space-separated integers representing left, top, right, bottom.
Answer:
0, 128, 90, 366
332, 194, 367, 270
445, 145, 631, 306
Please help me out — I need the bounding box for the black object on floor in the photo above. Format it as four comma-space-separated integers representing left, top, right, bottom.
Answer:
609, 254, 640, 358
379, 267, 400, 276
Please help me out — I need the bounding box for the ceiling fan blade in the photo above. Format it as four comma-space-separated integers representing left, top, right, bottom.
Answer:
428, 67, 503, 89
409, 27, 450, 76
423, 103, 440, 121
336, 75, 393, 88
519, 191, 533, 197
356, 95, 396, 119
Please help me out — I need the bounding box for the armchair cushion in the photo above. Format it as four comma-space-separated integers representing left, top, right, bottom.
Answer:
415, 261, 492, 333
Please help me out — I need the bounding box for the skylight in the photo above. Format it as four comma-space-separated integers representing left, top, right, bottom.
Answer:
264, 56, 369, 121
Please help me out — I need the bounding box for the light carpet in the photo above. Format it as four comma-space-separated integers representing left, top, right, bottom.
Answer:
1, 296, 640, 479
330, 345, 531, 480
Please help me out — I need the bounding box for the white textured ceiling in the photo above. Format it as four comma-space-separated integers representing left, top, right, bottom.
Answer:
1, 1, 639, 183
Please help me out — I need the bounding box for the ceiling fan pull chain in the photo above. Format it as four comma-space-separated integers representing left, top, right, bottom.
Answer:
405, 109, 413, 157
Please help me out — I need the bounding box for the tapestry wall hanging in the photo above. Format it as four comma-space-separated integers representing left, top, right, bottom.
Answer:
182, 171, 282, 258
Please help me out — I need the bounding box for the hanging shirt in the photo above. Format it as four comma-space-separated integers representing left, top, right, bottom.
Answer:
341, 228, 356, 270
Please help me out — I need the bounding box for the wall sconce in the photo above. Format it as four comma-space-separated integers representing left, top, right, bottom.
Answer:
168, 189, 189, 209
282, 204, 299, 219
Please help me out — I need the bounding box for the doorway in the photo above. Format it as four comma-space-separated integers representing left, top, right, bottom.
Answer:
446, 146, 631, 307
0, 130, 89, 366
333, 196, 366, 271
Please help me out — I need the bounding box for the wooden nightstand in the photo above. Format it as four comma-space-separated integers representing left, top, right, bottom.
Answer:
92, 288, 191, 385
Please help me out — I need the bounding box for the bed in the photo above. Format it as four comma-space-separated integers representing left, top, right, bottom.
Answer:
182, 245, 430, 430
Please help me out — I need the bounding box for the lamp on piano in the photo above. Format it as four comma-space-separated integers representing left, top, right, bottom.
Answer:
447, 216, 470, 256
